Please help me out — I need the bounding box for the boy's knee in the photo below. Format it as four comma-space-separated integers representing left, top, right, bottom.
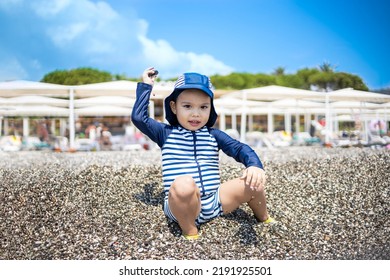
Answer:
170, 175, 198, 199
173, 175, 196, 187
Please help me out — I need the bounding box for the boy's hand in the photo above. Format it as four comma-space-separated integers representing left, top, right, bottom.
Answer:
142, 67, 158, 87
240, 166, 266, 192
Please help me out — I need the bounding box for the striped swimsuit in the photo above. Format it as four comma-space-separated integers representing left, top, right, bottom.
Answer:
162, 126, 223, 224
131, 82, 263, 224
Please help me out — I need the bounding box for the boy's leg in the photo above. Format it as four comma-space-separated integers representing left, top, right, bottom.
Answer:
168, 175, 201, 236
219, 178, 270, 222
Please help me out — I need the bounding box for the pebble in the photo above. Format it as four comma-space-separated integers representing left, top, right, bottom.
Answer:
0, 147, 389, 260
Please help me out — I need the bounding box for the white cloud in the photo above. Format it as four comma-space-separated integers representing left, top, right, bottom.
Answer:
138, 35, 234, 78
0, 58, 28, 81
37, 0, 234, 77
48, 22, 90, 45
33, 0, 144, 62
138, 35, 186, 72
186, 52, 234, 76
1, 0, 234, 79
31, 0, 71, 18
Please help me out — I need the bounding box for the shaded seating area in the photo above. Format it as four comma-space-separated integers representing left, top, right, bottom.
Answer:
1, 81, 389, 151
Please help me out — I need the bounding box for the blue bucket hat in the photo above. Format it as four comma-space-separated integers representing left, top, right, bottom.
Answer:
164, 72, 218, 127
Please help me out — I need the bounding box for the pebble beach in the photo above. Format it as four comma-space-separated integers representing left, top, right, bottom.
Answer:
0, 147, 389, 260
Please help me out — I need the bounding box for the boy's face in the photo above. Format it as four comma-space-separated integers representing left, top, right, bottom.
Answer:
170, 89, 211, 131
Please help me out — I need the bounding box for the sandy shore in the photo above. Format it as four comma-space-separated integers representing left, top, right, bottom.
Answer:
0, 147, 389, 260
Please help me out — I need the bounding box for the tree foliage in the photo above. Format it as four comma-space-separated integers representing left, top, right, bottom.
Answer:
210, 64, 369, 91
211, 72, 275, 89
319, 61, 335, 73
41, 64, 370, 91
273, 66, 285, 76
41, 67, 113, 85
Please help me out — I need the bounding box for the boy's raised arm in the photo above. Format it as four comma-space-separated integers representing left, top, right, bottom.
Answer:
131, 67, 167, 147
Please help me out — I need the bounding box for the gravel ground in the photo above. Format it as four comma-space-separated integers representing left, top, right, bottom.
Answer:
0, 147, 389, 260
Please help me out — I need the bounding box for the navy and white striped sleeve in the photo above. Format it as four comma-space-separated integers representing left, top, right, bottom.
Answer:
131, 82, 171, 148
210, 128, 264, 169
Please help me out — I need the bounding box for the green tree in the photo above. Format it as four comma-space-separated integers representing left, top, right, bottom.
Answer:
252, 73, 276, 87
41, 67, 113, 85
275, 74, 305, 88
273, 66, 285, 76
211, 72, 276, 89
319, 61, 335, 73
40, 65, 370, 92
210, 73, 246, 89
308, 62, 337, 91
296, 68, 320, 89
295, 65, 369, 91
308, 69, 369, 91
334, 72, 368, 91
308, 71, 336, 91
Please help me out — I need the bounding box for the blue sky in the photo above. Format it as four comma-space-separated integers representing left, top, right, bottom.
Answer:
0, 0, 389, 90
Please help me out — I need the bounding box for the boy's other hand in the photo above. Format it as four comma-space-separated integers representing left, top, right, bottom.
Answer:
240, 166, 265, 192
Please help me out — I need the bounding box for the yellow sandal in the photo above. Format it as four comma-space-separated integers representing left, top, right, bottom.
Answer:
262, 216, 277, 224
182, 231, 201, 240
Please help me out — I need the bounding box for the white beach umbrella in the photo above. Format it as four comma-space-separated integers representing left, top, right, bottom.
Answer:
0, 80, 69, 97
74, 96, 135, 107
1, 95, 69, 107
0, 105, 69, 117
